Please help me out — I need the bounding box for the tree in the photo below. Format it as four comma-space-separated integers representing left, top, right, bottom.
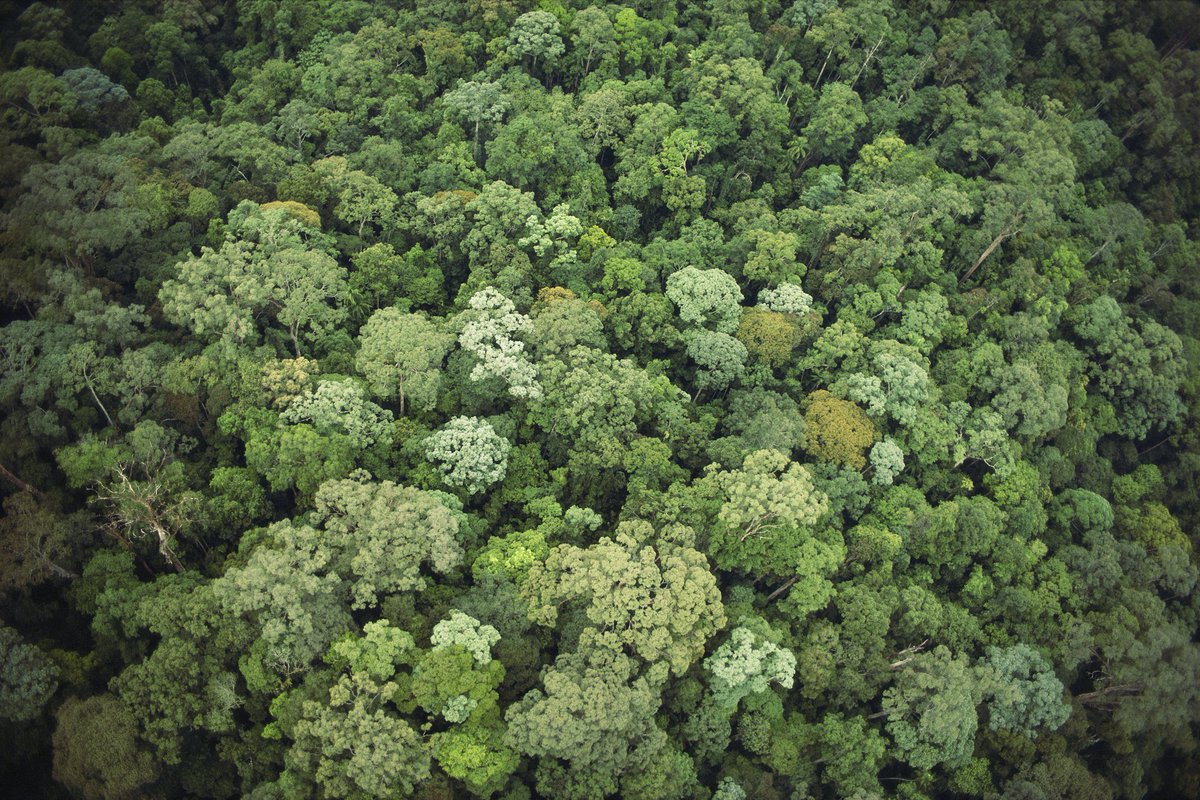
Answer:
433, 722, 520, 798
981, 644, 1069, 738
708, 390, 806, 467
1, 133, 161, 267
505, 11, 565, 74
0, 490, 90, 589
570, 7, 617, 79
713, 777, 747, 800
442, 80, 509, 160
932, 10, 1013, 93
348, 243, 445, 316
868, 439, 905, 485
804, 390, 877, 469
313, 156, 399, 236
758, 282, 813, 314
735, 308, 798, 368
52, 695, 160, 800
0, 66, 76, 137
310, 477, 467, 606
990, 358, 1070, 439
0, 622, 58, 721
709, 449, 828, 543
950, 93, 1077, 282
456, 287, 542, 400
419, 27, 468, 89
528, 289, 606, 360
488, 99, 591, 207
325, 620, 415, 683
233, 409, 360, 497
423, 416, 511, 495
281, 380, 394, 450
666, 266, 744, 334
522, 523, 726, 677
812, 713, 886, 797
431, 611, 501, 666
701, 450, 838, 598
1070, 296, 1186, 439
883, 646, 986, 771
288, 671, 431, 798
656, 128, 709, 216
215, 524, 352, 685
60, 66, 129, 115
51, 420, 200, 573
94, 563, 252, 767
411, 644, 505, 724
504, 639, 667, 800
686, 330, 747, 396
705, 626, 796, 710
159, 202, 348, 357
742, 229, 804, 284
460, 182, 542, 295
798, 82, 867, 166
528, 346, 686, 481
356, 308, 453, 416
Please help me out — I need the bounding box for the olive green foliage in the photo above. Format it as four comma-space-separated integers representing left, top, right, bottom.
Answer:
52, 695, 160, 800
2, 2, 1199, 799
736, 307, 798, 368
804, 390, 878, 469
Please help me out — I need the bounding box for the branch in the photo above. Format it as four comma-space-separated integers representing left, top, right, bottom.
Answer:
84, 371, 116, 428
0, 463, 43, 497
889, 639, 930, 669
766, 575, 799, 603
1076, 683, 1143, 707
960, 228, 1010, 284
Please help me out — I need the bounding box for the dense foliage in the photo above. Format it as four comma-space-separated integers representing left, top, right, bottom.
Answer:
1, 1, 1199, 798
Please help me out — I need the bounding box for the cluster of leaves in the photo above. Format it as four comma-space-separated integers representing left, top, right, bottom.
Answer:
1, 1, 1199, 799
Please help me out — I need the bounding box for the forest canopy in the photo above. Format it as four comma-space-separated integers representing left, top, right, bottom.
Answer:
1, 0, 1199, 798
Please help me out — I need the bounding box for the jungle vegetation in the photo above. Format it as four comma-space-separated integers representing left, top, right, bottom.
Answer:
1, 1, 1199, 798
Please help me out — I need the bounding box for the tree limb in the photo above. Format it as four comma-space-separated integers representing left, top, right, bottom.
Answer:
0, 463, 43, 497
